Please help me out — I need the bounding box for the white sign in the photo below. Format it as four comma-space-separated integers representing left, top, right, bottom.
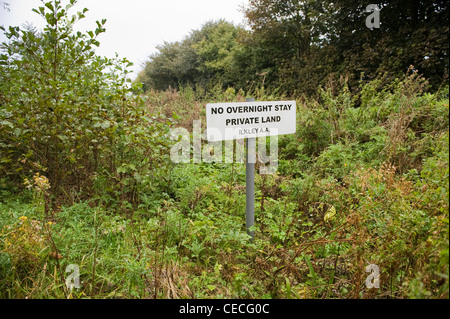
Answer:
206, 100, 296, 141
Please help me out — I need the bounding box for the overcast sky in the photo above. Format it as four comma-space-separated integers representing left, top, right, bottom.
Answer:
0, 0, 247, 78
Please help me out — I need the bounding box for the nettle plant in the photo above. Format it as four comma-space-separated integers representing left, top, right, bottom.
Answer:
0, 0, 173, 206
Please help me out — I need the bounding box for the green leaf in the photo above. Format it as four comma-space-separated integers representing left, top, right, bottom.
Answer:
101, 121, 111, 129
133, 172, 141, 182
57, 134, 68, 142
324, 205, 336, 222
303, 253, 318, 287
45, 2, 54, 12
285, 278, 291, 299
0, 120, 13, 128
13, 128, 22, 136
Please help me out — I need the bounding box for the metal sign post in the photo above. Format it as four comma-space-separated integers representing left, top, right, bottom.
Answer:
245, 98, 255, 242
205, 97, 296, 244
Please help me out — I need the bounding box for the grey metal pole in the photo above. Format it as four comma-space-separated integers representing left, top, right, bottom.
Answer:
245, 97, 255, 242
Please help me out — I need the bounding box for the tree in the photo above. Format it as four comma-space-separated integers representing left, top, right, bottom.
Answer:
1, 0, 106, 193
137, 20, 244, 92
243, 0, 335, 95
137, 0, 448, 96
242, 0, 449, 95
328, 0, 449, 91
137, 39, 200, 91
192, 20, 244, 87
0, 0, 171, 205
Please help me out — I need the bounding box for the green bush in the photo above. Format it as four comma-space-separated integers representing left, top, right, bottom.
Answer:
0, 0, 173, 208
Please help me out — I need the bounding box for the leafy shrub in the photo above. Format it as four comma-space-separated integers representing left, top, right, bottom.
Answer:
0, 0, 173, 209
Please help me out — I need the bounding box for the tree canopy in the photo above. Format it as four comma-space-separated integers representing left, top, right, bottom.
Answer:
137, 0, 449, 96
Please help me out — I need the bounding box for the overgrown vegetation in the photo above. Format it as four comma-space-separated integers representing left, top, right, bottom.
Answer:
0, 0, 448, 299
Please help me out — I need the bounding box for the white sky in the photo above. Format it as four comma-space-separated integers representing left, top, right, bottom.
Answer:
0, 0, 248, 78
